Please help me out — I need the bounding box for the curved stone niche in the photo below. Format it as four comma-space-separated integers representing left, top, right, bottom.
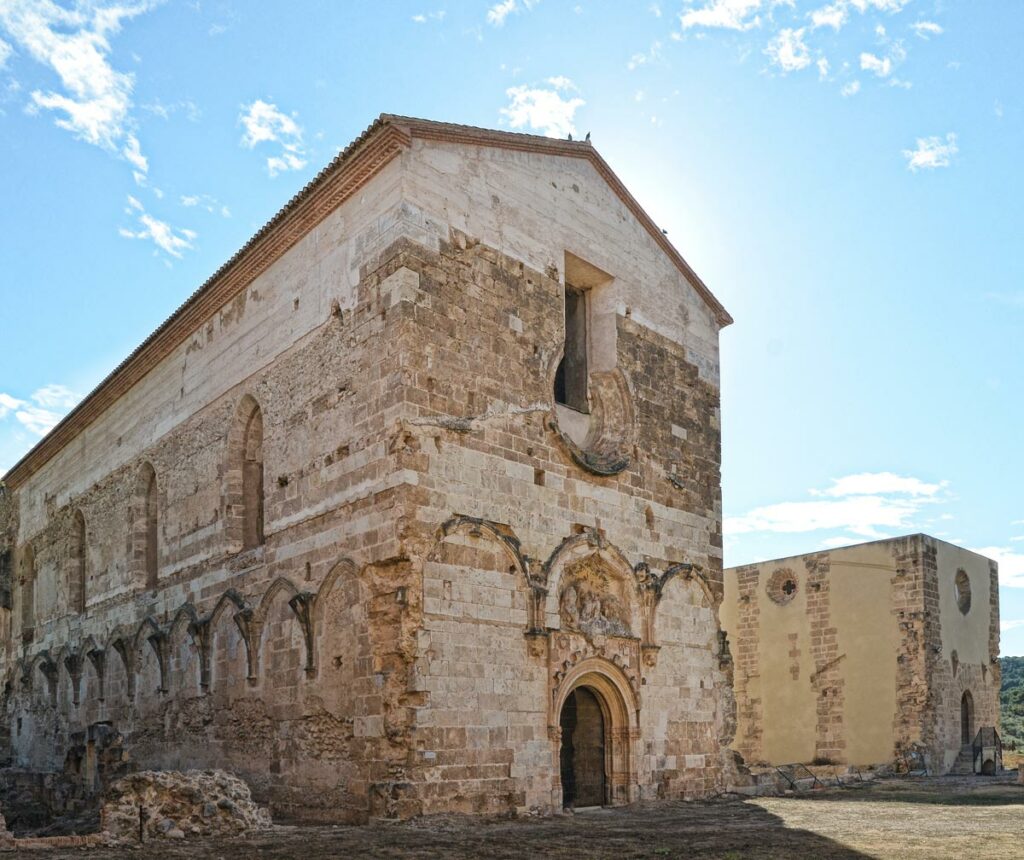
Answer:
549, 369, 635, 476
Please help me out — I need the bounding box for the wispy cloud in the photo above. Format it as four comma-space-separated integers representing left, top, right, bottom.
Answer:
912, 20, 942, 39
628, 41, 663, 70
1001, 619, 1024, 632
841, 80, 861, 96
0, 36, 11, 68
486, 0, 538, 27
0, 0, 157, 174
141, 97, 200, 122
239, 99, 307, 177
500, 78, 585, 138
412, 10, 446, 24
766, 27, 812, 72
680, 0, 763, 31
811, 472, 947, 498
119, 195, 196, 259
725, 471, 950, 538
903, 133, 958, 172
0, 385, 81, 438
180, 193, 230, 217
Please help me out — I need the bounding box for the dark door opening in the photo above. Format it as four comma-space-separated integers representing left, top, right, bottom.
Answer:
961, 690, 974, 745
559, 687, 606, 808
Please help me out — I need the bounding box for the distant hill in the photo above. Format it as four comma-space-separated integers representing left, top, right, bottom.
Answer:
1000, 656, 1024, 749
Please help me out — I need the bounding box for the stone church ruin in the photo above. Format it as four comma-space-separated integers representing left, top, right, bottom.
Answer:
0, 116, 737, 824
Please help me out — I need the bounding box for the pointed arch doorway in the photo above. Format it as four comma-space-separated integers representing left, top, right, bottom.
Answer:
961, 690, 974, 746
551, 659, 640, 810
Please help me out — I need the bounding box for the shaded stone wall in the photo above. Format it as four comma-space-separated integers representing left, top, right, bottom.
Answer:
924, 538, 1001, 772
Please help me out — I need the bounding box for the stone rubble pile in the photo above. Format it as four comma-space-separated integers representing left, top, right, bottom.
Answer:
101, 770, 271, 841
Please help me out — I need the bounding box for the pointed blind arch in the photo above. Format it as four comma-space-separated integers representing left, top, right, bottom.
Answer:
226, 395, 265, 551
133, 462, 159, 589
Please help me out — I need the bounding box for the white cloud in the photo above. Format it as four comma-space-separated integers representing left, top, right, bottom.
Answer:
486, 0, 537, 26
912, 20, 942, 39
0, 393, 22, 418
725, 472, 950, 539
239, 99, 307, 177
12, 405, 63, 436
810, 2, 847, 30
841, 80, 860, 96
1002, 619, 1024, 632
860, 51, 892, 77
119, 195, 195, 258
812, 472, 946, 499
0, 36, 11, 68
766, 28, 811, 72
972, 546, 1024, 589
122, 131, 147, 175
0, 385, 80, 437
817, 56, 829, 78
680, 0, 763, 31
0, 0, 155, 168
500, 80, 585, 138
30, 384, 79, 410
850, 0, 908, 11
902, 133, 958, 172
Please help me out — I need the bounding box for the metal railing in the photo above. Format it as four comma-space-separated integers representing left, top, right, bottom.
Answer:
972, 726, 1002, 774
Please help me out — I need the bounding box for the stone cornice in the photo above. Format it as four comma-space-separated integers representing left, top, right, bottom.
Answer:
4, 114, 730, 491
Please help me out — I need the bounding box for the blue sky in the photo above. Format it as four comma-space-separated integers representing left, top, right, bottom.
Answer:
1, 1, 1022, 649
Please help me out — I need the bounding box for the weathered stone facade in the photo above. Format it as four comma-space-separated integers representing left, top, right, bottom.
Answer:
721, 534, 1000, 774
0, 117, 736, 823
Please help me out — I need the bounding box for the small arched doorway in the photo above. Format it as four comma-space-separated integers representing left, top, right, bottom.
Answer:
559, 686, 606, 808
961, 690, 974, 746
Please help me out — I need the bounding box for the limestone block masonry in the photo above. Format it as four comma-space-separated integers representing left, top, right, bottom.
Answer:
0, 116, 736, 823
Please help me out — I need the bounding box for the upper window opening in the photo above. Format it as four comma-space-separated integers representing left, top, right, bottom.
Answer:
555, 285, 589, 413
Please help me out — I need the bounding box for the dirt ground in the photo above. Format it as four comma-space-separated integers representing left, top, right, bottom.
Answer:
15, 774, 1024, 859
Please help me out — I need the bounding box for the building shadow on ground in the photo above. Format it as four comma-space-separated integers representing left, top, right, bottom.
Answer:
26, 798, 871, 860
786, 776, 1024, 807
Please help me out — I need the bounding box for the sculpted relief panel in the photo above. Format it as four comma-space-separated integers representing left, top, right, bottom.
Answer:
558, 557, 633, 641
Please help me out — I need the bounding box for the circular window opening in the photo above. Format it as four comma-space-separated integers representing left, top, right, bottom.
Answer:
954, 569, 971, 615
767, 568, 798, 606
